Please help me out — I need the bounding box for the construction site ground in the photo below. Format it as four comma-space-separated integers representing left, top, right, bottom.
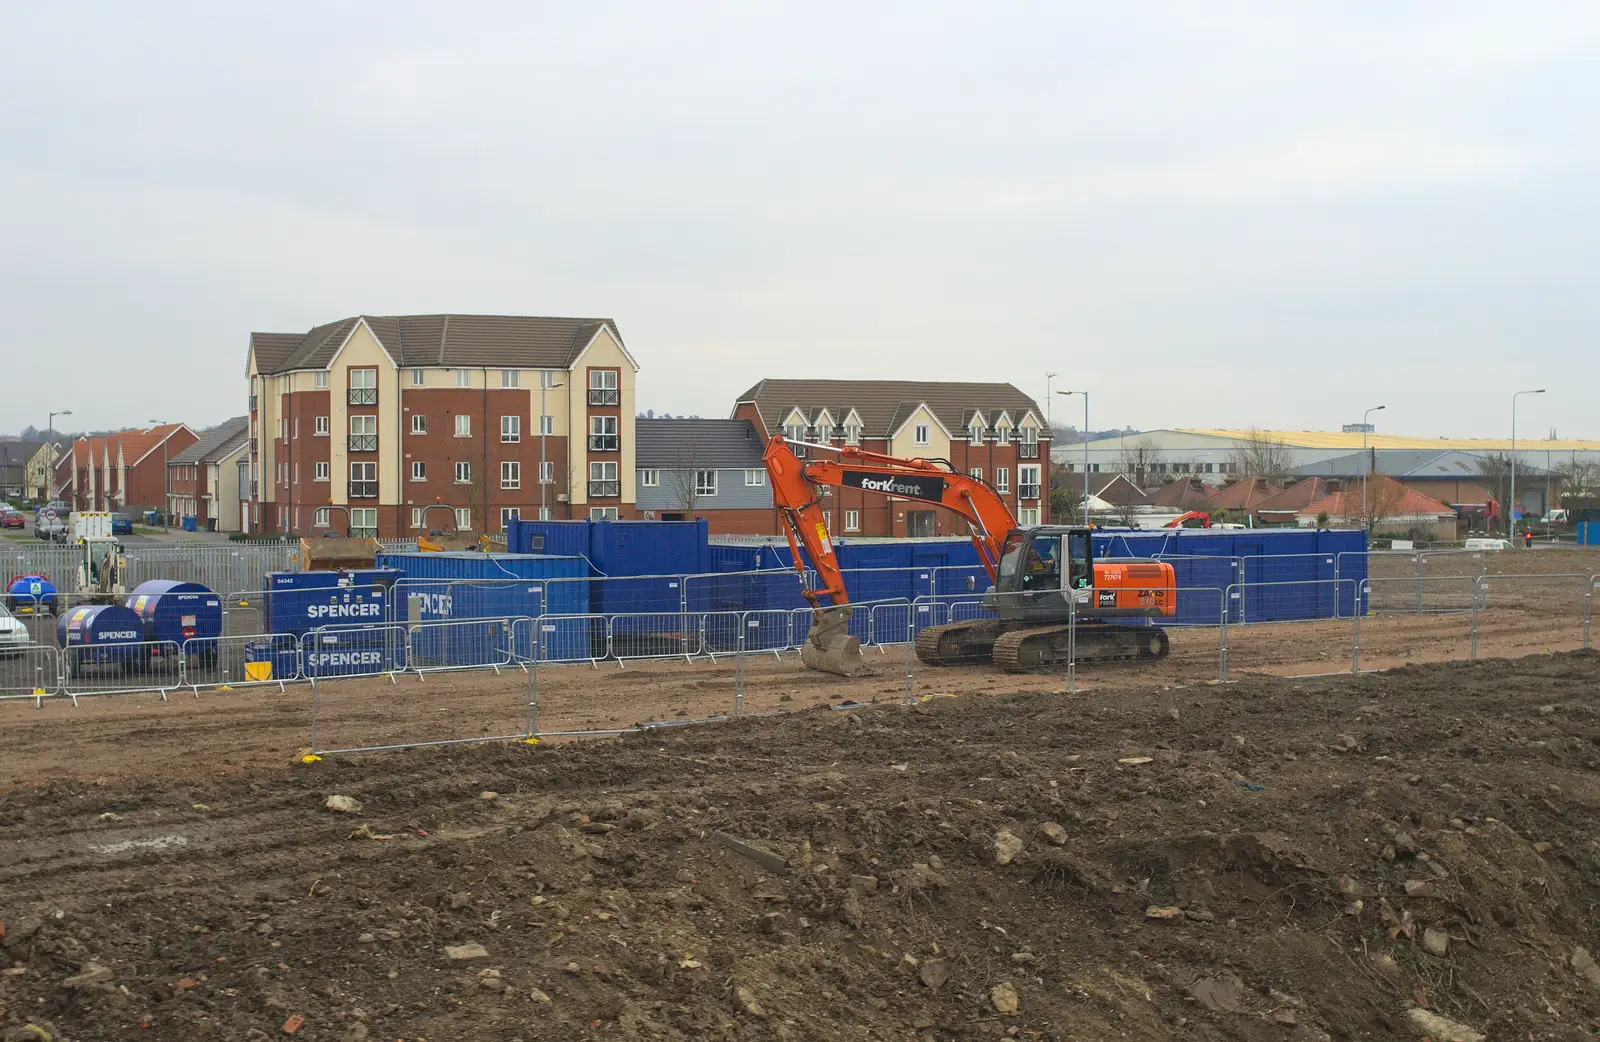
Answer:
4, 619, 1600, 1039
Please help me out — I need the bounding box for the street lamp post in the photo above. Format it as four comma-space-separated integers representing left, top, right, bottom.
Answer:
1360, 405, 1386, 526
46, 408, 71, 505
1057, 391, 1089, 525
149, 419, 169, 527
540, 374, 564, 521
1510, 389, 1545, 543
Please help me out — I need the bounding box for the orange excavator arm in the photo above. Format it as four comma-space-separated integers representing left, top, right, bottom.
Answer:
763, 434, 1019, 609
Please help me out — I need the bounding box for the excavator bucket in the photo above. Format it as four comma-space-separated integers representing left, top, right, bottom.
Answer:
800, 605, 867, 677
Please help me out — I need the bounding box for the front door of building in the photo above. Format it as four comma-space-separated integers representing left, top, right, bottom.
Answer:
907, 511, 935, 538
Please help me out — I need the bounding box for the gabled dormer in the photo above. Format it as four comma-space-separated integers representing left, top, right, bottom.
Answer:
841, 408, 864, 445
993, 410, 1014, 445
966, 410, 987, 444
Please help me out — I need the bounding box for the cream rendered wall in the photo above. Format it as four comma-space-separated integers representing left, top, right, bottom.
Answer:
890, 404, 950, 460
564, 328, 636, 511
327, 321, 399, 509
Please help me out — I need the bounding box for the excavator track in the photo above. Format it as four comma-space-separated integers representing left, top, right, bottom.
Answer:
914, 620, 1005, 667
992, 624, 1170, 673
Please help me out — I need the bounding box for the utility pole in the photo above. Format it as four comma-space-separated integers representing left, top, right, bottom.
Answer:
1360, 405, 1385, 527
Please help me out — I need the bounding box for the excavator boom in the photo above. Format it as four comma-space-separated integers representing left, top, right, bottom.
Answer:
765, 435, 1017, 674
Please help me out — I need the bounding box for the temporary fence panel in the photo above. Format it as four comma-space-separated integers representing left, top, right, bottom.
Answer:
682, 569, 810, 614
407, 617, 519, 674
521, 615, 604, 665
579, 573, 691, 618
264, 572, 400, 636
62, 639, 184, 700
0, 645, 61, 703
221, 590, 269, 638
184, 633, 303, 691
607, 612, 700, 662
302, 624, 408, 679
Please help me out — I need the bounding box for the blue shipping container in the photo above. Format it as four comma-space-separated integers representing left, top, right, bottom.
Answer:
264, 569, 402, 636
505, 519, 712, 577
504, 520, 596, 560
378, 552, 589, 621
126, 580, 223, 651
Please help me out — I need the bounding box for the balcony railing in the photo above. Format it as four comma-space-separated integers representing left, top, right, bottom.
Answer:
348, 387, 378, 406
248, 394, 258, 412
1019, 484, 1041, 501
350, 481, 379, 498
588, 480, 620, 498
587, 388, 620, 406
588, 435, 619, 452
350, 526, 378, 538
348, 434, 378, 452
1019, 443, 1040, 459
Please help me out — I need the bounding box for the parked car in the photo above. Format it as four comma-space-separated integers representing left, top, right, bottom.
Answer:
0, 602, 30, 656
111, 513, 133, 535
34, 516, 66, 542
0, 510, 24, 530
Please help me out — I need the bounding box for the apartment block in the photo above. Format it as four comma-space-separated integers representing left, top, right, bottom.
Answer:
245, 314, 638, 538
733, 379, 1051, 537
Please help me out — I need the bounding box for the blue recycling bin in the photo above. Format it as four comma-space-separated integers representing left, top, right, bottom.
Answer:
182, 515, 198, 532
145, 510, 158, 525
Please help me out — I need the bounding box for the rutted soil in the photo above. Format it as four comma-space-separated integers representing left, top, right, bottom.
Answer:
3, 652, 1600, 1041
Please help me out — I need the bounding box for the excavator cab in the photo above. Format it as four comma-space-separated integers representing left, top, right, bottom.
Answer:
990, 527, 1095, 620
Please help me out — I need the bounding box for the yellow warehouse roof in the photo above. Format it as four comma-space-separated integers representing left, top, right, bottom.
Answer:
1180, 430, 1600, 452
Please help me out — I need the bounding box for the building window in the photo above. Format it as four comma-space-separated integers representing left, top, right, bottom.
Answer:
1017, 507, 1041, 526
500, 507, 520, 528
587, 369, 619, 405
536, 414, 553, 436
501, 415, 521, 443
292, 417, 299, 440
640, 469, 659, 487
350, 461, 377, 495
844, 423, 861, 445
411, 461, 426, 482
996, 425, 1011, 445
501, 369, 519, 388
844, 509, 860, 532
349, 414, 377, 452
539, 506, 552, 520
783, 422, 804, 442
540, 370, 558, 389
540, 460, 554, 484
411, 368, 425, 386
969, 467, 983, 480
315, 415, 329, 436
313, 507, 330, 528
589, 461, 618, 480
914, 424, 929, 446
590, 507, 619, 520
314, 371, 328, 389
1019, 465, 1041, 500
314, 461, 329, 482
995, 467, 1010, 494
349, 368, 378, 405
292, 462, 299, 485
454, 461, 471, 484
695, 470, 717, 497
410, 507, 423, 528
455, 369, 470, 388
589, 415, 618, 451
411, 414, 426, 434
455, 414, 471, 438
816, 421, 832, 442
501, 461, 521, 489
744, 469, 765, 486
454, 507, 472, 531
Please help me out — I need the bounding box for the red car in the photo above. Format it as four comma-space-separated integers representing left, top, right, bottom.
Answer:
0, 511, 24, 530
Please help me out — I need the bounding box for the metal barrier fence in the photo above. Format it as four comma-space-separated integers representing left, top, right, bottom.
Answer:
0, 646, 61, 705
302, 623, 408, 681
62, 639, 184, 702
185, 632, 303, 693
407, 617, 518, 675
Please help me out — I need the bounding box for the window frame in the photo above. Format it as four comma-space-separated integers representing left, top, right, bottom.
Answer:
540, 460, 555, 484
411, 368, 425, 386
501, 460, 521, 489
589, 460, 619, 482
350, 367, 377, 390
500, 369, 519, 389
995, 467, 1010, 494
913, 424, 930, 446
410, 413, 426, 434
454, 414, 471, 438
695, 470, 717, 497
844, 509, 860, 532
501, 414, 521, 443
744, 469, 765, 487
411, 460, 426, 482
640, 469, 659, 488
454, 461, 471, 484
588, 369, 618, 390
314, 415, 329, 436
314, 371, 329, 389
455, 369, 470, 388
313, 507, 330, 527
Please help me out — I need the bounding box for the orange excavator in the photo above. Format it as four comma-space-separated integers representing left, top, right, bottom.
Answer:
765, 435, 1178, 676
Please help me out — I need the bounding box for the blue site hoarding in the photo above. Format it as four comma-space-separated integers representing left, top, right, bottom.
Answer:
263, 569, 401, 637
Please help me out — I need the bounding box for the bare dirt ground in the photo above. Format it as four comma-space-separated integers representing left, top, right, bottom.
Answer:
4, 642, 1600, 1040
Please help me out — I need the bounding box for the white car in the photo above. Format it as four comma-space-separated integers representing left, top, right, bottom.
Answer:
0, 603, 31, 656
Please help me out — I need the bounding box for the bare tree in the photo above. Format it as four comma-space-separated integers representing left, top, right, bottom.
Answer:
1360, 474, 1409, 532
1116, 437, 1166, 489
1227, 428, 1293, 480
1475, 452, 1514, 511
666, 442, 706, 515
1554, 456, 1600, 499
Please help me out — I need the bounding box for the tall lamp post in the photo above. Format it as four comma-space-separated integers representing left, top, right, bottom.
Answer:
1360, 405, 1386, 526
1510, 389, 1545, 543
149, 418, 170, 527
1056, 391, 1089, 525
539, 374, 564, 521
47, 409, 71, 503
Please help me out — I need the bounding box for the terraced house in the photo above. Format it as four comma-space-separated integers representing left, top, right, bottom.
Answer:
733, 379, 1051, 537
245, 314, 638, 538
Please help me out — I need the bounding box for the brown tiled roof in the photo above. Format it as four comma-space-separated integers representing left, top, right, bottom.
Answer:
1299, 478, 1456, 520
251, 315, 625, 375
1145, 478, 1214, 509
171, 417, 249, 466
735, 379, 1046, 440
1253, 478, 1335, 515
1205, 477, 1281, 511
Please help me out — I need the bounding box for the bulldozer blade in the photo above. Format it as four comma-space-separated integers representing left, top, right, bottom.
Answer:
800, 606, 867, 677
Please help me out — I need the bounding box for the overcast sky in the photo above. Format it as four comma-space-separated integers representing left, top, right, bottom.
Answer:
2, 3, 1596, 439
